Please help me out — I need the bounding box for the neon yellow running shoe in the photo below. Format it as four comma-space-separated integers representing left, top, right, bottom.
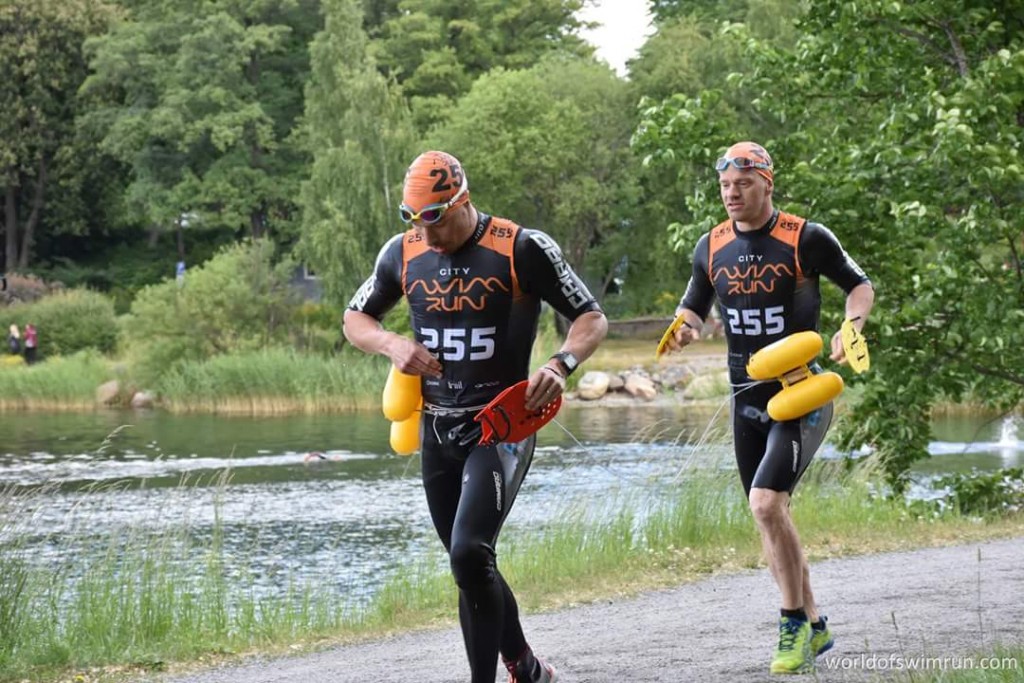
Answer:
811, 616, 834, 657
770, 617, 814, 674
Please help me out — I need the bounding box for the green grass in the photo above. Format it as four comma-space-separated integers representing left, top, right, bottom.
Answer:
0, 464, 1021, 682
886, 644, 1023, 681
0, 333, 735, 415
157, 347, 389, 414
0, 351, 111, 410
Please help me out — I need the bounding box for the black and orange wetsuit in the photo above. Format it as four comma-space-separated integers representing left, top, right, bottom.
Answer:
679, 210, 870, 495
348, 211, 600, 683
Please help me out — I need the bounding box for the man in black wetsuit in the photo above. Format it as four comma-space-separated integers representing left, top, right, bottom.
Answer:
662, 141, 874, 674
344, 150, 608, 683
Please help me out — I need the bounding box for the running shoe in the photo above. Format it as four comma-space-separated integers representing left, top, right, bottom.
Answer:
811, 616, 834, 657
770, 616, 813, 674
504, 653, 557, 683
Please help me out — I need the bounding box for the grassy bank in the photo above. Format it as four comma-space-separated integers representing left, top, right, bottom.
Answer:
1, 465, 1021, 683
0, 324, 582, 414
157, 347, 387, 413
0, 351, 111, 411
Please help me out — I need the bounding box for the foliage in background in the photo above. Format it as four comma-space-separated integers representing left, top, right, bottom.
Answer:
370, 0, 592, 130
121, 240, 299, 386
80, 0, 320, 246
157, 346, 386, 413
428, 56, 641, 300
633, 0, 1024, 491
0, 350, 110, 409
0, 290, 117, 358
0, 0, 119, 271
298, 0, 416, 304
935, 468, 1024, 517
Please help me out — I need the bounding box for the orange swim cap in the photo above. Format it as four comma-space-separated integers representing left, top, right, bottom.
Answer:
718, 141, 773, 183
402, 151, 470, 212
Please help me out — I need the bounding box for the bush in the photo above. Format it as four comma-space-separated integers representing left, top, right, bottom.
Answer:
935, 467, 1024, 516
121, 240, 299, 385
0, 289, 118, 358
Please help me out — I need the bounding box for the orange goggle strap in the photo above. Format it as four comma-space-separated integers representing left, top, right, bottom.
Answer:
474, 381, 562, 446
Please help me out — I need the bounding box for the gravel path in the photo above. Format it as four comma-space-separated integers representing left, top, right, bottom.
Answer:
163, 538, 1023, 682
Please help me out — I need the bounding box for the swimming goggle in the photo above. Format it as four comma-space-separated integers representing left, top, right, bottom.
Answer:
715, 156, 772, 172
398, 179, 469, 225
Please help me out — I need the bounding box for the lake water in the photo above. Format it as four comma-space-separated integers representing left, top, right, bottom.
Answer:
0, 406, 1020, 606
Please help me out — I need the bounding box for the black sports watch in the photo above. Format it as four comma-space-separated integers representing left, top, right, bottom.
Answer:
550, 351, 579, 377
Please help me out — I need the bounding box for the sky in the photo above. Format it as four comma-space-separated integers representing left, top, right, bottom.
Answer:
577, 0, 655, 77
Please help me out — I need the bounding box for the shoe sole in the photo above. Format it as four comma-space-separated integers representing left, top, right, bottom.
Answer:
813, 638, 835, 657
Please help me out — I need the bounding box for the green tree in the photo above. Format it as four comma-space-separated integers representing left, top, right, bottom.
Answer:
298, 0, 416, 303
81, 0, 318, 252
635, 0, 1024, 490
429, 57, 644, 301
372, 0, 592, 129
0, 0, 118, 271
122, 239, 297, 384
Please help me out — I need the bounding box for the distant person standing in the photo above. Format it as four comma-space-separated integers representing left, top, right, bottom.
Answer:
23, 323, 38, 364
7, 324, 20, 356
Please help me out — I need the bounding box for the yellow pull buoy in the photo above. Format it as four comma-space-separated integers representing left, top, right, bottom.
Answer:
746, 332, 843, 421
767, 372, 844, 422
746, 331, 822, 380
389, 403, 422, 456
382, 365, 421, 421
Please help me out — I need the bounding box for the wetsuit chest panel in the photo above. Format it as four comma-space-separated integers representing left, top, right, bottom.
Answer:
401, 221, 530, 407
708, 213, 816, 373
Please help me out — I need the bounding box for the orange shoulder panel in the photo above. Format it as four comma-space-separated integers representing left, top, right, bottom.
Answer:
479, 217, 521, 296
707, 220, 735, 283
401, 229, 429, 295
771, 211, 807, 278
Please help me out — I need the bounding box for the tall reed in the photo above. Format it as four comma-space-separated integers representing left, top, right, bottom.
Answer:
158, 347, 387, 414
0, 351, 109, 410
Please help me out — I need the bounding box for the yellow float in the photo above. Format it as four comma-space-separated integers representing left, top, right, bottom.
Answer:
746, 332, 844, 421
382, 365, 421, 421
389, 400, 423, 455
382, 365, 423, 455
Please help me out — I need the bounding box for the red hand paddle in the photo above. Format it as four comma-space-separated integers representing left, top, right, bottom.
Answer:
473, 380, 562, 445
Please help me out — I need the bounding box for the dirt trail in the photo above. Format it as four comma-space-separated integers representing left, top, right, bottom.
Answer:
162, 538, 1023, 683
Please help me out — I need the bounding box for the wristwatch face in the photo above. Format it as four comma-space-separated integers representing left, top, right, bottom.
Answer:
556, 352, 579, 373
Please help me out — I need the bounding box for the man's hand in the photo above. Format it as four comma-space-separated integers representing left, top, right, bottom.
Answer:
386, 335, 443, 378
657, 312, 701, 357
524, 363, 566, 412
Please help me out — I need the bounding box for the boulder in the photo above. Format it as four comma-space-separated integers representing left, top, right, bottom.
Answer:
130, 391, 155, 409
95, 380, 120, 405
576, 371, 611, 400
608, 373, 625, 391
623, 373, 657, 401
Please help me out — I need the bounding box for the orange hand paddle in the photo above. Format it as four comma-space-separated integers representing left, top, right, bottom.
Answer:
474, 380, 562, 445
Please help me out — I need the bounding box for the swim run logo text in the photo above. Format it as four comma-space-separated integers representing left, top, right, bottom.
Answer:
712, 263, 794, 295
408, 277, 509, 312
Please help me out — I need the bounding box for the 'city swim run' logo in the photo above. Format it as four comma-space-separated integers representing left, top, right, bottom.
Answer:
822, 654, 1020, 672
408, 277, 509, 312
712, 263, 794, 295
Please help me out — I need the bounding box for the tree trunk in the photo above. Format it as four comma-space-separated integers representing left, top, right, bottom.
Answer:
18, 155, 47, 270
4, 181, 17, 272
